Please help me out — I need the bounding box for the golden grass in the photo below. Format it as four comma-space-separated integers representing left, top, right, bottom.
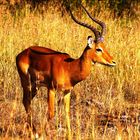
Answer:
0, 5, 140, 140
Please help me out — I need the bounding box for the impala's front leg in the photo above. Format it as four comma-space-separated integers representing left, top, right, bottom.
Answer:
64, 92, 71, 140
48, 89, 55, 119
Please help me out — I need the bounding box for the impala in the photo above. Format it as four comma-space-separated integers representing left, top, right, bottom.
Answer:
16, 4, 116, 139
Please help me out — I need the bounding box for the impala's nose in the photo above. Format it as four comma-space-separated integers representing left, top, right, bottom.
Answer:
107, 60, 116, 66
111, 60, 116, 66
112, 61, 116, 64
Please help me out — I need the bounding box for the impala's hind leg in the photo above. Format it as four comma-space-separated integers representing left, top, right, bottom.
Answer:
20, 74, 37, 135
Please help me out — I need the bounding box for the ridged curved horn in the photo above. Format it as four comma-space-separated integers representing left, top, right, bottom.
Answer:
81, 4, 106, 39
68, 7, 100, 42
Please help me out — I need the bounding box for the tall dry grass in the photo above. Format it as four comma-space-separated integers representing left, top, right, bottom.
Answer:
0, 4, 140, 140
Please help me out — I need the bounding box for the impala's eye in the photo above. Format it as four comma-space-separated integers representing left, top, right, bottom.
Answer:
96, 48, 103, 52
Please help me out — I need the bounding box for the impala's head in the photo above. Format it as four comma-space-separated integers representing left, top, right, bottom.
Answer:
87, 36, 116, 66
68, 4, 116, 66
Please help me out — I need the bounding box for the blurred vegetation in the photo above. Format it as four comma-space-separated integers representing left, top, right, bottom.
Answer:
0, 0, 140, 19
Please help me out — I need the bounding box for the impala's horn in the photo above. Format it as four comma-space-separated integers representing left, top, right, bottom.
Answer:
67, 3, 101, 42
81, 4, 106, 42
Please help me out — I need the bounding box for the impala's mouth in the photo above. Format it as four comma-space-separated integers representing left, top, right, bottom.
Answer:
94, 60, 116, 67
97, 61, 116, 67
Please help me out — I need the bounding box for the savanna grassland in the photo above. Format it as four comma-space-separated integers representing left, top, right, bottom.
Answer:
0, 2, 140, 140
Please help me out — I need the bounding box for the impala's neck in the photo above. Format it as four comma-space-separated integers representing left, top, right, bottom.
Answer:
70, 45, 93, 86
79, 45, 93, 75
79, 37, 96, 71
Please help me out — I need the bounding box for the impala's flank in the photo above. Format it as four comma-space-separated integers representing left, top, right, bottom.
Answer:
16, 4, 116, 140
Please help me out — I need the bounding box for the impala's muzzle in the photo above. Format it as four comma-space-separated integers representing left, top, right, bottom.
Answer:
106, 60, 116, 67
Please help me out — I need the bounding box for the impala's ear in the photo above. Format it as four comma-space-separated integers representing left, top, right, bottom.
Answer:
87, 36, 94, 48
